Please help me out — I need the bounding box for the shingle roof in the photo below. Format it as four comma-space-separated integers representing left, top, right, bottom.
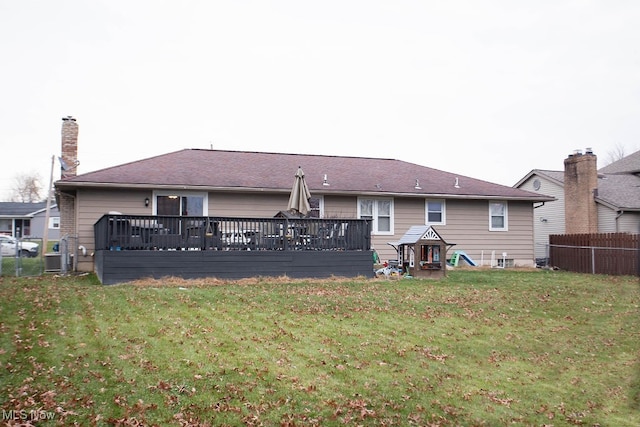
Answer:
0, 202, 50, 217
514, 169, 564, 189
599, 149, 640, 174
56, 149, 550, 201
596, 174, 640, 210
534, 170, 565, 184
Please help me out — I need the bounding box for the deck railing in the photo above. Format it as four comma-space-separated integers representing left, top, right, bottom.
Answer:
94, 214, 371, 252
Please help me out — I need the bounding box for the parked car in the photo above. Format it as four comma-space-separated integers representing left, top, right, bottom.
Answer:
0, 236, 39, 258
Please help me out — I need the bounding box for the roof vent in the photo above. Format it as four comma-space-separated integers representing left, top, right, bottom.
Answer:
322, 174, 330, 186
414, 179, 422, 190
454, 177, 460, 188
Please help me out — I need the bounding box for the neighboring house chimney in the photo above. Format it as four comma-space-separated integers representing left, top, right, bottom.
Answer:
61, 116, 78, 179
564, 148, 598, 234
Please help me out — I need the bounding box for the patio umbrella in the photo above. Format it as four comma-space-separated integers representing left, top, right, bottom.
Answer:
287, 166, 312, 216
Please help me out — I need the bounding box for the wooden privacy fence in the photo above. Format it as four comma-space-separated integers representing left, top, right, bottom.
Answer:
549, 233, 639, 276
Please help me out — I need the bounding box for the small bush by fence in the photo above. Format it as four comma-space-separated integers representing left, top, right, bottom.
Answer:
549, 233, 639, 276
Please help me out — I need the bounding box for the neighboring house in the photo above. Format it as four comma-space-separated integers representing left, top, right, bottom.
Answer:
514, 170, 565, 261
515, 148, 640, 261
0, 202, 60, 240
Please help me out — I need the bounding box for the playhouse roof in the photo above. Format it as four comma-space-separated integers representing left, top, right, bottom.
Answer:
396, 225, 449, 245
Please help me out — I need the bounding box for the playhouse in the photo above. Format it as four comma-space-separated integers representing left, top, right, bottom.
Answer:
389, 225, 454, 279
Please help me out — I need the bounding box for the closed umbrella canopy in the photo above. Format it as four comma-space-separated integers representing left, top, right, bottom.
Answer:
287, 167, 312, 216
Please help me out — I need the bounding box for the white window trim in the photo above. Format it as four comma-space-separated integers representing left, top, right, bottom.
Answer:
310, 195, 325, 218
152, 190, 209, 216
49, 217, 60, 229
425, 199, 446, 226
357, 197, 394, 235
489, 201, 508, 231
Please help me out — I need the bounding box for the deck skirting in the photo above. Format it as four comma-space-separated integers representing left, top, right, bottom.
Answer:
95, 249, 374, 285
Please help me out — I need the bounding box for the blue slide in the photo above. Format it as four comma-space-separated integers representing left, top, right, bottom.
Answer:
451, 250, 477, 267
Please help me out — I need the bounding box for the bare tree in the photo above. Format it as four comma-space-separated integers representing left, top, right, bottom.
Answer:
602, 142, 627, 167
10, 172, 43, 203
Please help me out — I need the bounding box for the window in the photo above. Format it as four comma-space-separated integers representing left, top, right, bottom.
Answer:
425, 200, 445, 225
49, 217, 60, 229
154, 192, 207, 216
489, 201, 508, 231
0, 219, 11, 235
308, 196, 323, 218
358, 198, 393, 234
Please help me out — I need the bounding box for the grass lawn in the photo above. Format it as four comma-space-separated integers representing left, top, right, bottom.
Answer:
1, 255, 44, 278
0, 269, 638, 426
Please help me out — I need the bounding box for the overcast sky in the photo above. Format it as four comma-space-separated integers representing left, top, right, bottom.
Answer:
1, 0, 639, 201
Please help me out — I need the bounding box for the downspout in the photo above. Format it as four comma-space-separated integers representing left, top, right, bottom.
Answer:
533, 201, 547, 266
615, 210, 625, 233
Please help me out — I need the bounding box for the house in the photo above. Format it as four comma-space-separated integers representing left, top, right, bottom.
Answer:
0, 202, 60, 240
515, 148, 640, 262
54, 119, 552, 279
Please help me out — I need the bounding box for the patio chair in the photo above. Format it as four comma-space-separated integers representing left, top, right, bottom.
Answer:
150, 232, 183, 250
108, 218, 131, 249
184, 220, 205, 249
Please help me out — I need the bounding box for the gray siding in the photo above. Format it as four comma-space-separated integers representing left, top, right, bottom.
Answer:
617, 211, 640, 233
32, 209, 61, 240
517, 175, 564, 259
598, 204, 640, 233
598, 204, 617, 233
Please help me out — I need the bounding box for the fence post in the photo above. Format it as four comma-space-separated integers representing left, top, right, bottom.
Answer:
15, 238, 21, 277
591, 246, 596, 274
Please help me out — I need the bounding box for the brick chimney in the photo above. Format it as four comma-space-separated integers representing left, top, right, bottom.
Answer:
564, 148, 598, 234
58, 116, 79, 248
61, 116, 79, 178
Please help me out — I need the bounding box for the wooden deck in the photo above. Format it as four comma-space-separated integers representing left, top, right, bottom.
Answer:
94, 214, 373, 284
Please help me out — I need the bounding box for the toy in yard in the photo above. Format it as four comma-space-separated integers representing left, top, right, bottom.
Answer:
375, 260, 403, 278
449, 250, 477, 267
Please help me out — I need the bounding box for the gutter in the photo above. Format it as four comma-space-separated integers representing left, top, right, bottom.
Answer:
55, 181, 554, 202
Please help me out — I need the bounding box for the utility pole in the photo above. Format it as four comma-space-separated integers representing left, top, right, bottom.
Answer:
42, 155, 54, 254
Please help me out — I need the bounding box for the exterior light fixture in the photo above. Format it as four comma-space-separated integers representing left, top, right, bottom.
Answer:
144, 197, 150, 207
